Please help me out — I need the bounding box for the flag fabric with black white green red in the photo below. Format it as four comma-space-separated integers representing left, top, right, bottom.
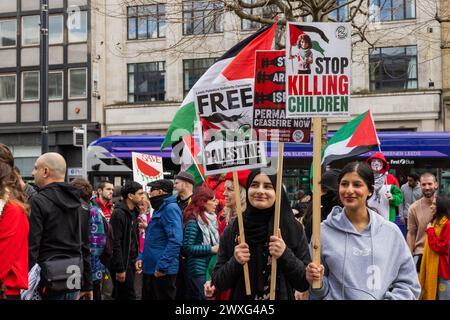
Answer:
286, 22, 351, 118
322, 110, 380, 167
161, 19, 278, 183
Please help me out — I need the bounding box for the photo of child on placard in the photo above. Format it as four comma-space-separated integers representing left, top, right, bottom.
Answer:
291, 34, 313, 74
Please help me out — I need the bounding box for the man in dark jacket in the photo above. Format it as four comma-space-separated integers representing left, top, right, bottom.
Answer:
29, 152, 91, 300
109, 181, 145, 300
135, 179, 182, 300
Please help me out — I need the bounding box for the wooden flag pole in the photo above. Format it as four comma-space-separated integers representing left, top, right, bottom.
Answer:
269, 142, 284, 300
233, 171, 251, 296
312, 118, 322, 289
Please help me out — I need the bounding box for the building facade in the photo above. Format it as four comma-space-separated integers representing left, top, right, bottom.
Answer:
0, 0, 99, 178
93, 0, 445, 136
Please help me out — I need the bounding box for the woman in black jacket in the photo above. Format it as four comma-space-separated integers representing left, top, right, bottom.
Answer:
211, 170, 310, 300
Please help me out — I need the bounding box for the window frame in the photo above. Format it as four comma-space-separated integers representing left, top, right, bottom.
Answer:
182, 58, 217, 97
127, 4, 166, 40
48, 70, 64, 101
21, 15, 40, 47
68, 67, 87, 99
0, 19, 17, 48
68, 10, 88, 43
329, 0, 349, 22
127, 61, 166, 103
49, 14, 64, 45
369, 0, 416, 22
22, 70, 40, 102
0, 73, 17, 103
182, 1, 223, 36
368, 45, 418, 92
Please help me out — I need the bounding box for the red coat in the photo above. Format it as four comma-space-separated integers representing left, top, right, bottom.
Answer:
426, 220, 450, 280
0, 202, 29, 296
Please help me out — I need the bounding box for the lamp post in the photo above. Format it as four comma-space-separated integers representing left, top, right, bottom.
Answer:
40, 0, 49, 154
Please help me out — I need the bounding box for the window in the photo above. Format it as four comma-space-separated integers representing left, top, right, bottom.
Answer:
241, 0, 260, 30
369, 46, 417, 91
240, 1, 276, 30
127, 4, 166, 40
49, 71, 63, 100
0, 74, 16, 102
329, 0, 349, 21
369, 0, 415, 22
128, 62, 165, 103
0, 20, 16, 47
22, 71, 39, 101
69, 68, 87, 98
22, 15, 40, 46
49, 15, 63, 44
68, 11, 87, 42
183, 58, 216, 96
183, 1, 223, 35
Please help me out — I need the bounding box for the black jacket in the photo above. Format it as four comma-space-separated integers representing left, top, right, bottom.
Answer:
211, 218, 311, 300
28, 182, 92, 290
304, 192, 341, 243
110, 201, 139, 274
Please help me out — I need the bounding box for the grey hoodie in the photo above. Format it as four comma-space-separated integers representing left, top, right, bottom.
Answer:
310, 206, 421, 300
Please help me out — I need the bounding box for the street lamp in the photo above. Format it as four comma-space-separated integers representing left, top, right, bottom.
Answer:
40, 0, 49, 154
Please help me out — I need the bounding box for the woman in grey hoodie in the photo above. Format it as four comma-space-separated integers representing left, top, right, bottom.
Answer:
306, 161, 420, 300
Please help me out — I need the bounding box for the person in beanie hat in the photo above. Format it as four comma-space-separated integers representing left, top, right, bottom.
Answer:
174, 172, 195, 185
174, 172, 195, 212
303, 169, 342, 243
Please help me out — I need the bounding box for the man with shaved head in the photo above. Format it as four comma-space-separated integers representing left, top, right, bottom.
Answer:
28, 152, 91, 300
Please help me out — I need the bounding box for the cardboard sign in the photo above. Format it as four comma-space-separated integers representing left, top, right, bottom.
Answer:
194, 82, 267, 175
253, 50, 311, 143
132, 152, 164, 190
286, 22, 351, 118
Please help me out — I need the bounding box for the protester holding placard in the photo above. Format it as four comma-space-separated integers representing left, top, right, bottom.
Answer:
204, 170, 250, 300
211, 170, 310, 300
306, 162, 420, 300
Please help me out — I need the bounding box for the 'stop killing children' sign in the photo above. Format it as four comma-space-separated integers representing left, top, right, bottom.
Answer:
286, 22, 351, 118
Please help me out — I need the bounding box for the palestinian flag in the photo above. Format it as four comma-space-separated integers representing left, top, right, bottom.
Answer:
288, 23, 328, 56
322, 110, 380, 167
179, 134, 205, 185
161, 18, 278, 183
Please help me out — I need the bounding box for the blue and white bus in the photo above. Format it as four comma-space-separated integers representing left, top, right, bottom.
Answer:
87, 131, 450, 197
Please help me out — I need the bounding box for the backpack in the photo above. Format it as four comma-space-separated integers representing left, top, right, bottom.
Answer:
99, 215, 114, 269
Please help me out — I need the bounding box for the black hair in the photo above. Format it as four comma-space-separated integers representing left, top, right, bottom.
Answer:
407, 173, 419, 181
434, 195, 450, 222
121, 181, 143, 199
338, 161, 374, 195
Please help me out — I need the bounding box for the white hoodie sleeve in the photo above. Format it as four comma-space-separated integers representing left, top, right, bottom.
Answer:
383, 230, 421, 300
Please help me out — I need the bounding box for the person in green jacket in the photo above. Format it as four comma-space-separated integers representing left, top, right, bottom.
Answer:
183, 186, 219, 300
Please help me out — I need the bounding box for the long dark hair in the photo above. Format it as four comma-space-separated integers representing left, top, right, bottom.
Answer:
433, 195, 450, 222
183, 185, 215, 225
0, 144, 29, 215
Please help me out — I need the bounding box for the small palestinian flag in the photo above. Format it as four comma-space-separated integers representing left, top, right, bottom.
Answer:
288, 24, 328, 56
322, 110, 380, 167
